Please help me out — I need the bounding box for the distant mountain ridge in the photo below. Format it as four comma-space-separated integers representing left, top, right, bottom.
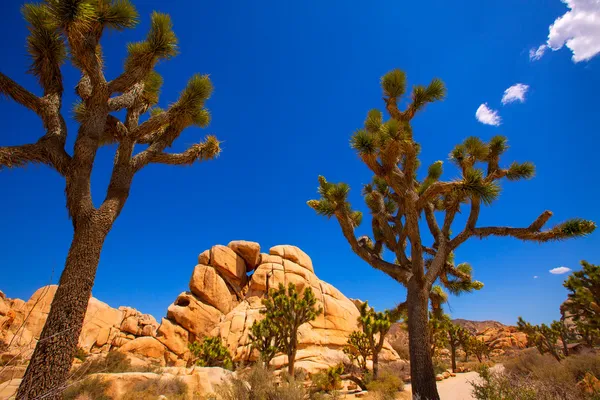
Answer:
452, 319, 506, 334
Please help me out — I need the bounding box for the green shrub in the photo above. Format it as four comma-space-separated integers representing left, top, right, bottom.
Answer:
432, 358, 449, 375
365, 370, 404, 400
62, 376, 112, 400
74, 347, 88, 362
189, 336, 234, 370
311, 365, 344, 393
121, 376, 188, 400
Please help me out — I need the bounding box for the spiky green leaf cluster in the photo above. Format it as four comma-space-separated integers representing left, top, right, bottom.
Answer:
506, 161, 535, 181
141, 70, 163, 105
125, 11, 178, 70
175, 74, 213, 127
411, 78, 446, 112
555, 219, 596, 239
308, 176, 360, 224
343, 331, 372, 371
517, 317, 566, 360
22, 3, 67, 90
96, 0, 138, 31
457, 169, 501, 206
364, 109, 383, 133
381, 69, 406, 98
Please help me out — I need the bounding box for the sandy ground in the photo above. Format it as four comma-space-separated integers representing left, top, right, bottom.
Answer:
398, 365, 503, 400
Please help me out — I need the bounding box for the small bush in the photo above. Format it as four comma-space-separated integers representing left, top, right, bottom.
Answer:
311, 365, 344, 393
72, 351, 159, 378
62, 376, 112, 400
432, 358, 449, 375
74, 347, 88, 362
121, 376, 188, 400
365, 370, 404, 400
189, 336, 234, 370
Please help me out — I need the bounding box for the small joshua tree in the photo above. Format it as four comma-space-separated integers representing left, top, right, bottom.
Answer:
189, 336, 233, 370
457, 327, 473, 362
308, 68, 595, 399
249, 318, 281, 367
470, 338, 490, 363
261, 283, 322, 375
344, 331, 371, 372
517, 317, 564, 361
1, 2, 221, 398
344, 301, 402, 379
446, 323, 463, 373
563, 261, 600, 333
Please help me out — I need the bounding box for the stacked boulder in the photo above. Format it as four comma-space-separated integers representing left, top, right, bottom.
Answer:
126, 241, 400, 371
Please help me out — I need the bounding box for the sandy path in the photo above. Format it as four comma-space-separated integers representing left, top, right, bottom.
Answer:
400, 365, 502, 400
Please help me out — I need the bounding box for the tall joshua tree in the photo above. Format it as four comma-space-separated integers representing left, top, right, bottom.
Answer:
1, 2, 220, 398
307, 69, 595, 399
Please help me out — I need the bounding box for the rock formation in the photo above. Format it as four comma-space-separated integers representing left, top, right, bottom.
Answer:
0, 241, 401, 373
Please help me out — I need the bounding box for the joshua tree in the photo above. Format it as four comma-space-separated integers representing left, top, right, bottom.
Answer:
261, 283, 322, 375
517, 317, 564, 361
1, 2, 220, 398
249, 318, 281, 367
470, 338, 490, 363
457, 327, 473, 362
307, 68, 595, 399
446, 323, 463, 373
428, 312, 450, 358
346, 301, 402, 379
563, 261, 600, 332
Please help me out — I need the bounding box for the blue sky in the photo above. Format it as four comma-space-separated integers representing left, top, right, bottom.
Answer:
1, 0, 599, 326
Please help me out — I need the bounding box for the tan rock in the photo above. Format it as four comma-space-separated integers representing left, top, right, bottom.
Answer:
141, 324, 156, 337
269, 245, 314, 272
228, 240, 261, 272
121, 316, 140, 336
259, 253, 284, 265
156, 318, 190, 356
210, 245, 247, 285
167, 292, 223, 337
189, 264, 235, 313
118, 337, 166, 362
198, 249, 210, 265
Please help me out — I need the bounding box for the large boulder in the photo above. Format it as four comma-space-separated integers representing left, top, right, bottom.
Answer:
228, 240, 261, 272
167, 292, 223, 338
189, 264, 235, 314
156, 318, 190, 357
210, 245, 248, 286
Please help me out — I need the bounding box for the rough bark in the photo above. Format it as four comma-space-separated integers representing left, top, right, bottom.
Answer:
287, 349, 296, 376
450, 345, 457, 373
16, 217, 110, 399
407, 281, 440, 400
372, 350, 379, 380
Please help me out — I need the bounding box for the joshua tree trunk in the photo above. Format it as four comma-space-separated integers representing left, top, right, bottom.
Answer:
288, 349, 296, 376
372, 349, 380, 380
17, 218, 110, 399
407, 282, 440, 400
450, 346, 457, 373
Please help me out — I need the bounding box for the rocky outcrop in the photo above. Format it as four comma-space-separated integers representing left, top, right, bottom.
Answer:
0, 285, 159, 363
0, 241, 402, 373
158, 242, 400, 372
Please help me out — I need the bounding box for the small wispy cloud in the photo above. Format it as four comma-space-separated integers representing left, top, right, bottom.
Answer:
529, 44, 547, 61
475, 103, 502, 126
549, 266, 571, 275
533, 276, 539, 279
502, 84, 530, 105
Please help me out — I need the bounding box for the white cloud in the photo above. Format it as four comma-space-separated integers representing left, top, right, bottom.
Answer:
502, 84, 530, 104
475, 103, 502, 126
529, 44, 548, 61
537, 0, 600, 62
549, 266, 572, 275
533, 276, 539, 279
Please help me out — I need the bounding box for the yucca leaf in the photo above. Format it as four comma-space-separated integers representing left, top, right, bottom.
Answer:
463, 136, 489, 161
350, 129, 376, 156
381, 69, 406, 98
488, 135, 508, 157
364, 109, 382, 133
99, 0, 138, 30
506, 161, 535, 181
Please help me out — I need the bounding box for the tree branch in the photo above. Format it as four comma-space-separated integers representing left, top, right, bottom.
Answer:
0, 143, 46, 169
334, 209, 412, 284
449, 197, 481, 249
0, 73, 42, 114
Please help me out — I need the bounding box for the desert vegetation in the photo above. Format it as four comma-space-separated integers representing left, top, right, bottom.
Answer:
307, 67, 595, 399
0, 1, 598, 400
